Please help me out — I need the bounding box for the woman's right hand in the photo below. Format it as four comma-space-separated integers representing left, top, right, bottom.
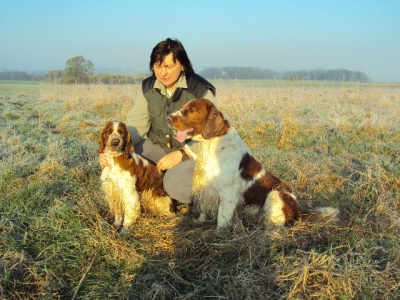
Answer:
99, 153, 108, 169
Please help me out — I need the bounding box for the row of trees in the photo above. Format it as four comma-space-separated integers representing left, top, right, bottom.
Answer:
0, 70, 42, 81
1, 56, 372, 84
0, 56, 95, 83
198, 66, 372, 82
44, 56, 145, 84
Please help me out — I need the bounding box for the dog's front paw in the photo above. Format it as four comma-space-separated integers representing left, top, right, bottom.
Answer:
119, 226, 132, 235
194, 213, 207, 223
215, 225, 226, 233
112, 222, 122, 231
112, 215, 123, 229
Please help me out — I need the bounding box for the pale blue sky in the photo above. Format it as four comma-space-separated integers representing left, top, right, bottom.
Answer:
1, 0, 399, 82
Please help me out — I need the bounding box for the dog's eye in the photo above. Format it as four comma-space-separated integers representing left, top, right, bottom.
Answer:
188, 107, 195, 113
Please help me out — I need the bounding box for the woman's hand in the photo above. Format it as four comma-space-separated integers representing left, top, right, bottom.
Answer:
157, 150, 183, 171
99, 153, 108, 169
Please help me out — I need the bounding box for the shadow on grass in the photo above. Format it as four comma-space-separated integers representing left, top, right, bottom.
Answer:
125, 214, 280, 299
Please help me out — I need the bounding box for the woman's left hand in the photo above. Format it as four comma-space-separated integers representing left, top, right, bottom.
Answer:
157, 150, 182, 171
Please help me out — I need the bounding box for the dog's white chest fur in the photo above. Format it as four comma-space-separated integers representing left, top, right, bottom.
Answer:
101, 160, 135, 190
198, 129, 248, 185
101, 159, 140, 233
193, 128, 249, 225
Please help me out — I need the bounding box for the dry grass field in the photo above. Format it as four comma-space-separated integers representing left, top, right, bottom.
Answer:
1, 80, 399, 299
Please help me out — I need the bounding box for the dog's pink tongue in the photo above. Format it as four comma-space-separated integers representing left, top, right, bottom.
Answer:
176, 130, 189, 142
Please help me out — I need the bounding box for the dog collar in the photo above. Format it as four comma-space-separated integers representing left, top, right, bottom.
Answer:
103, 152, 123, 158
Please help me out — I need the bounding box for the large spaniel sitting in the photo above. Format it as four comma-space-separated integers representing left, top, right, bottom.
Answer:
98, 121, 172, 233
166, 99, 339, 229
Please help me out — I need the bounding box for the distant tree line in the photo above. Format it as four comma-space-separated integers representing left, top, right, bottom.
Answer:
90, 73, 146, 84
0, 70, 42, 81
44, 70, 145, 84
45, 56, 145, 84
0, 56, 372, 83
198, 67, 372, 82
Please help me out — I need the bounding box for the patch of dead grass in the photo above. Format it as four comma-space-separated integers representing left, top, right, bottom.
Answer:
1, 81, 399, 299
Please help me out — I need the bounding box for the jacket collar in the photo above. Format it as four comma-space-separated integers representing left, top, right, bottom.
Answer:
153, 74, 188, 96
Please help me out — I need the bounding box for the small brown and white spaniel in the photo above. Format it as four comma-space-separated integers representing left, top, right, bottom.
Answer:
166, 99, 339, 229
98, 121, 172, 233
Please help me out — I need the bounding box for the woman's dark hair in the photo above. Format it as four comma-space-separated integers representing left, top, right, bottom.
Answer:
149, 38, 194, 76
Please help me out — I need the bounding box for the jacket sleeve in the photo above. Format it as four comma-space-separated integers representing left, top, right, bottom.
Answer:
126, 87, 151, 146
184, 89, 217, 159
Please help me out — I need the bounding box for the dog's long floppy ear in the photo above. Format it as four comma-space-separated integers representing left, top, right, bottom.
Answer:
202, 101, 230, 139
97, 128, 106, 154
124, 131, 135, 158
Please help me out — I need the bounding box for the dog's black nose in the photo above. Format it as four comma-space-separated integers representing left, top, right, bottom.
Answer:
166, 115, 172, 123
111, 139, 120, 146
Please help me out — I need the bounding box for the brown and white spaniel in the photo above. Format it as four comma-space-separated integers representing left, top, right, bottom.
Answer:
166, 99, 339, 229
98, 121, 172, 233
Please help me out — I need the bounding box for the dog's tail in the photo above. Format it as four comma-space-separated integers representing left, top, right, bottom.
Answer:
302, 207, 340, 223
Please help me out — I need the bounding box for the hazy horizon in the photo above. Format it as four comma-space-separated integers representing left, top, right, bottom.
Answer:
1, 0, 399, 82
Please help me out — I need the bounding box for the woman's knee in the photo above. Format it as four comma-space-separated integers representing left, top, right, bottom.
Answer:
163, 180, 192, 204
163, 161, 194, 204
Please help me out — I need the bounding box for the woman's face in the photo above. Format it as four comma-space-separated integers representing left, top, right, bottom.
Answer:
153, 52, 183, 91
